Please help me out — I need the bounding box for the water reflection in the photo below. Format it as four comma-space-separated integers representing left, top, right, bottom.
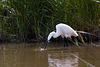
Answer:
48, 52, 79, 67
0, 45, 49, 67
0, 43, 100, 67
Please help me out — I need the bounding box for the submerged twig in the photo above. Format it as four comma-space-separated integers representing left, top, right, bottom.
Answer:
91, 43, 100, 47
78, 33, 86, 45
71, 53, 95, 67
68, 38, 81, 48
76, 31, 100, 38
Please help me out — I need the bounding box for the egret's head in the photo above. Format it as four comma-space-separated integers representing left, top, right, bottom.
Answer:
47, 31, 55, 42
45, 31, 55, 49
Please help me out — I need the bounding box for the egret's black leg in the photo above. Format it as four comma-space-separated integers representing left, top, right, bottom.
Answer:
62, 38, 66, 47
66, 39, 68, 48
62, 38, 69, 48
73, 37, 78, 42
76, 36, 79, 41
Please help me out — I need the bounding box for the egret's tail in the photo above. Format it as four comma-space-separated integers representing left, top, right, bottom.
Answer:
76, 31, 100, 37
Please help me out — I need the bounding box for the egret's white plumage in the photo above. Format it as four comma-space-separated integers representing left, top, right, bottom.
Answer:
47, 23, 78, 42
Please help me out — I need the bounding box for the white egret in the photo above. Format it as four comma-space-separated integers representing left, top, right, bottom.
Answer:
45, 23, 79, 48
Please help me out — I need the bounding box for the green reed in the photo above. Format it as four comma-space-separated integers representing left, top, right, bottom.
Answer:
0, 0, 99, 42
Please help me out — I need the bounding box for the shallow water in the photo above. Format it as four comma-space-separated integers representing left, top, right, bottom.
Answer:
0, 42, 100, 67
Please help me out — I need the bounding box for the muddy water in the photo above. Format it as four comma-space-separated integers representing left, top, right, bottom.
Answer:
0, 42, 100, 67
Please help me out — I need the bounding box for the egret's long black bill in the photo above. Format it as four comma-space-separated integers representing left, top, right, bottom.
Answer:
44, 40, 49, 49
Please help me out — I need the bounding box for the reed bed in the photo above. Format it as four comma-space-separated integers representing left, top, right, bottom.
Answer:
0, 0, 100, 42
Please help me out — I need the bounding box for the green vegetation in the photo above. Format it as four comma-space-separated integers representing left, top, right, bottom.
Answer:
0, 0, 100, 42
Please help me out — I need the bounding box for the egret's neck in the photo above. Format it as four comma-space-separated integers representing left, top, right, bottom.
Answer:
53, 32, 60, 38
47, 31, 60, 41
47, 31, 55, 41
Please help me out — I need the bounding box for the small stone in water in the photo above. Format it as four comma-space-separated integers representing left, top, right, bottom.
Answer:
40, 48, 46, 51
